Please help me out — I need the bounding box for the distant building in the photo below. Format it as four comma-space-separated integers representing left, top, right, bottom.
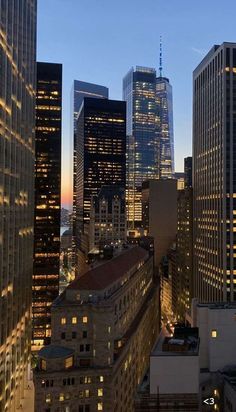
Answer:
174, 172, 185, 190
34, 246, 159, 412
33, 62, 62, 347
193, 43, 236, 302
89, 186, 126, 251
156, 76, 175, 179
72, 80, 108, 225
142, 179, 177, 267
76, 98, 126, 275
123, 67, 158, 227
184, 156, 192, 188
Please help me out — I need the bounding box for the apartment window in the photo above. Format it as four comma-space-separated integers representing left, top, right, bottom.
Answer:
108, 341, 111, 349
72, 317, 77, 324
97, 402, 103, 411
61, 332, 66, 339
59, 393, 64, 402
108, 326, 111, 333
83, 331, 87, 338
61, 317, 66, 325
80, 344, 84, 352
85, 344, 90, 352
211, 330, 217, 338
79, 391, 84, 398
65, 356, 73, 369
85, 406, 90, 412
98, 388, 103, 397
85, 390, 90, 398
45, 394, 51, 403
41, 359, 47, 371
72, 331, 77, 339
99, 376, 104, 383
83, 316, 88, 323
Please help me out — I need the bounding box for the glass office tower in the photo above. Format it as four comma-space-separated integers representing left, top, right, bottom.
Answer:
76, 98, 126, 274
33, 62, 62, 348
156, 76, 175, 179
123, 67, 158, 228
193, 43, 236, 302
72, 80, 108, 217
0, 1, 37, 410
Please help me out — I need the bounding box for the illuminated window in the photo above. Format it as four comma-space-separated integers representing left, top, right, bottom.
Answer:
61, 317, 66, 325
211, 330, 217, 338
83, 316, 88, 324
99, 376, 104, 382
85, 390, 90, 398
65, 357, 73, 369
98, 388, 103, 397
45, 394, 51, 403
72, 317, 77, 324
41, 359, 46, 370
108, 326, 111, 333
97, 402, 103, 411
59, 393, 64, 402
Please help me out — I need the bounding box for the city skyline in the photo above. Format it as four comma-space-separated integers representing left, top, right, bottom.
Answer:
37, 0, 236, 209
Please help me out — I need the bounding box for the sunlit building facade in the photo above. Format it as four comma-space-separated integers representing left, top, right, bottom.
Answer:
123, 67, 158, 228
156, 76, 174, 179
0, 1, 37, 410
193, 42, 236, 302
33, 62, 62, 347
76, 98, 126, 274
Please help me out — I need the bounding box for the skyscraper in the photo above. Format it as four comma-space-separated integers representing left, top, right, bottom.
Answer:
123, 63, 175, 228
76, 98, 126, 273
0, 1, 37, 410
72, 81, 108, 218
193, 43, 236, 302
33, 62, 62, 348
184, 156, 192, 188
123, 67, 158, 227
156, 75, 175, 179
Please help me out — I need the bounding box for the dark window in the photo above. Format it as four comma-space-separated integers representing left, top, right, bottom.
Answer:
85, 406, 90, 412
61, 332, 65, 339
83, 331, 87, 339
72, 331, 77, 339
63, 379, 66, 386
85, 344, 90, 352
80, 344, 84, 352
79, 407, 83, 412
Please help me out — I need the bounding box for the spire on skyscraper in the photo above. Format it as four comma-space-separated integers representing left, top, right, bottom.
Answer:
159, 35, 163, 78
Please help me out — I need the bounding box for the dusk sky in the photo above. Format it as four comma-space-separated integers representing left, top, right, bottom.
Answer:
37, 0, 236, 209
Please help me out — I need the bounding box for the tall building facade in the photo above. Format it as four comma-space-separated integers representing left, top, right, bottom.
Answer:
156, 76, 175, 179
72, 81, 108, 216
89, 186, 126, 251
33, 245, 159, 412
0, 1, 37, 410
184, 156, 192, 189
33, 63, 62, 348
193, 43, 236, 303
76, 98, 126, 273
123, 66, 175, 228
123, 67, 158, 227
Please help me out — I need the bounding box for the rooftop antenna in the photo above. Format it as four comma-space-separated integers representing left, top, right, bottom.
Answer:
159, 35, 163, 78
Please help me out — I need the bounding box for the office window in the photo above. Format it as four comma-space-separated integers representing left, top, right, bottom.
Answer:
61, 317, 66, 325
45, 394, 51, 403
211, 330, 217, 338
72, 316, 77, 324
83, 316, 88, 324
98, 388, 103, 397
59, 393, 64, 402
65, 356, 73, 369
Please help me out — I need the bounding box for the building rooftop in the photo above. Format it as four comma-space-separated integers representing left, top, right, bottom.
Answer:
38, 345, 74, 359
67, 246, 148, 291
151, 327, 199, 357
197, 302, 236, 310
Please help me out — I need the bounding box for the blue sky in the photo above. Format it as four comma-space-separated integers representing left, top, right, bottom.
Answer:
37, 0, 236, 208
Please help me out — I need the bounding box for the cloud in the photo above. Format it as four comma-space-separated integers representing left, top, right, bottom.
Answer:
191, 47, 206, 56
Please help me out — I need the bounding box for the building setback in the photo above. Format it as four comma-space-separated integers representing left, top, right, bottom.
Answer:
76, 98, 126, 274
33, 62, 62, 347
193, 43, 236, 302
0, 1, 37, 410
33, 246, 159, 412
